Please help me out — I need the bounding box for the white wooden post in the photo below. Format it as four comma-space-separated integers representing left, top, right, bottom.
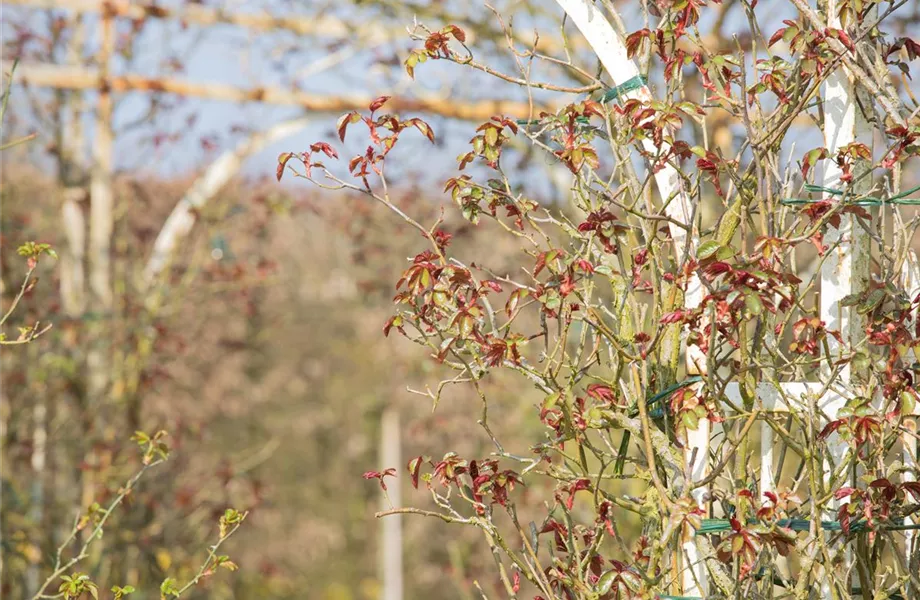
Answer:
903, 251, 920, 572
380, 408, 403, 600
553, 1, 706, 594
822, 2, 873, 382
820, 3, 872, 594
727, 14, 871, 592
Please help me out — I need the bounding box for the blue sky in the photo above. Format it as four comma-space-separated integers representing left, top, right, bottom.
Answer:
2, 1, 496, 183
4, 0, 915, 197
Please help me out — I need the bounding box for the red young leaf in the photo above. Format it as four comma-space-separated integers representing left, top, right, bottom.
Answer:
482, 280, 503, 293
407, 118, 436, 143
819, 418, 846, 440
336, 112, 361, 142
407, 456, 423, 489
660, 310, 687, 325
833, 487, 856, 500
901, 481, 920, 501
369, 96, 391, 113
801, 147, 828, 178
309, 142, 339, 159
383, 315, 404, 337
276, 152, 293, 181
363, 468, 397, 491
768, 28, 786, 48
443, 24, 466, 43
625, 29, 651, 58
586, 384, 617, 404
827, 28, 856, 53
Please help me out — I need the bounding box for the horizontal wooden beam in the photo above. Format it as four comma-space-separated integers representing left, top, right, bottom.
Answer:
4, 0, 395, 40
4, 0, 586, 57
4, 60, 551, 121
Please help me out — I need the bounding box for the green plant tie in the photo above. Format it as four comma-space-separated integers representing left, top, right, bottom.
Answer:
782, 183, 920, 206
515, 74, 647, 128
657, 593, 903, 600
629, 376, 703, 419
515, 116, 591, 127
601, 74, 648, 104
694, 517, 920, 535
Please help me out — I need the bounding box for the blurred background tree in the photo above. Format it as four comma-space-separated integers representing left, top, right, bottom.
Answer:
0, 1, 580, 597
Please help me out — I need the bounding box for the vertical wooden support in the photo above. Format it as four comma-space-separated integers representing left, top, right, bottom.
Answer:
820, 2, 872, 596
59, 17, 88, 320
88, 7, 114, 312
380, 408, 403, 600
903, 251, 919, 578
820, 66, 872, 381
760, 423, 775, 495
905, 417, 918, 577
82, 6, 115, 512
61, 190, 87, 316
552, 2, 705, 594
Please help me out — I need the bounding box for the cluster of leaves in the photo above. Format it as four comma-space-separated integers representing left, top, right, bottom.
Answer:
404, 25, 468, 78
0, 241, 58, 345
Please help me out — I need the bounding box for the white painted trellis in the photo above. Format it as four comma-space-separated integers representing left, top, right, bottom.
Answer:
555, 1, 916, 598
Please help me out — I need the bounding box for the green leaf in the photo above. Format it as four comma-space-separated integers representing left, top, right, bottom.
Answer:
697, 240, 722, 260
220, 560, 239, 571
839, 293, 861, 307
542, 392, 561, 411
857, 289, 885, 314
404, 53, 418, 78
716, 245, 735, 260
458, 314, 474, 338
596, 569, 616, 595
902, 391, 917, 416
717, 198, 743, 245
472, 136, 484, 154
745, 294, 763, 316
683, 410, 700, 430
485, 127, 499, 147
160, 577, 180, 598
112, 585, 136, 600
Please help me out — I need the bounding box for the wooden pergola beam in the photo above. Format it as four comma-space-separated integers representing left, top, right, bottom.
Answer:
4, 0, 582, 56
4, 0, 395, 40
3, 61, 552, 121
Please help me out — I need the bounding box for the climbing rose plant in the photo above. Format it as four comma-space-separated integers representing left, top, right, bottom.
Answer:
282, 1, 920, 597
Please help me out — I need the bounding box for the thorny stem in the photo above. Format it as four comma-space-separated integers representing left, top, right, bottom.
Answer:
173, 515, 249, 597
2, 266, 33, 322
32, 460, 166, 600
